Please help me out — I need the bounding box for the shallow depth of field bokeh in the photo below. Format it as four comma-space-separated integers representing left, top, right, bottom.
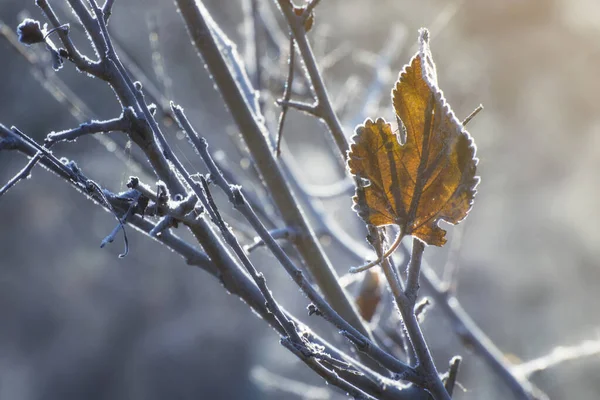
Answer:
0, 0, 599, 399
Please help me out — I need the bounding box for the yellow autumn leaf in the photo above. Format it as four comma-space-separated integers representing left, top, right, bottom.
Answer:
347, 28, 479, 248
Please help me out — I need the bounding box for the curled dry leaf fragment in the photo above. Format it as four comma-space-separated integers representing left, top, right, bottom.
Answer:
347, 28, 479, 248
355, 269, 383, 322
293, 6, 315, 32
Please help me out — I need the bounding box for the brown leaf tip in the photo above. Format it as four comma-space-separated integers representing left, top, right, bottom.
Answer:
418, 28, 438, 89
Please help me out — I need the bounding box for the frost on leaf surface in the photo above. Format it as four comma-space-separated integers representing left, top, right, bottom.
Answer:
347, 29, 479, 246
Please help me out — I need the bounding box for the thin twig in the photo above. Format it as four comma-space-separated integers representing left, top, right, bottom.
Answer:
0, 20, 148, 174
46, 110, 131, 144
514, 338, 600, 379
245, 227, 296, 252
275, 0, 348, 159
414, 297, 431, 323
277, 98, 319, 117
199, 175, 299, 340
0, 149, 44, 197
462, 104, 484, 127
275, 36, 296, 156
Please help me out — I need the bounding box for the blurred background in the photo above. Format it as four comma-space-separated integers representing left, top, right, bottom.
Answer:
1, 0, 599, 399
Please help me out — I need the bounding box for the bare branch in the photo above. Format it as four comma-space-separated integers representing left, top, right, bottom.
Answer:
174, 0, 372, 340
171, 104, 417, 380
199, 174, 299, 339
2, 122, 417, 398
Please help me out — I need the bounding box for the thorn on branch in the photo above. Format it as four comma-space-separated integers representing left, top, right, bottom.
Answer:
103, 0, 116, 24
307, 303, 323, 317
414, 297, 431, 322
443, 356, 462, 397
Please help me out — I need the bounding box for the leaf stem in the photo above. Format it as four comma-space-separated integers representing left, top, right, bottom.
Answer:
350, 229, 405, 273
